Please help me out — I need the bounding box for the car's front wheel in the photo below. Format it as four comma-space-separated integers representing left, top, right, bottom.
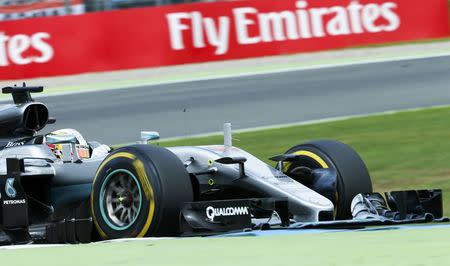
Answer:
90, 144, 193, 239
282, 140, 373, 220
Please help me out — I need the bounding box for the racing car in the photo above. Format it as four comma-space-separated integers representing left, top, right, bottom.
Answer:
0, 84, 445, 245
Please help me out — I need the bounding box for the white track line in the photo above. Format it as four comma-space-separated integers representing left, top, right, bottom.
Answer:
0, 237, 176, 250
0, 244, 65, 250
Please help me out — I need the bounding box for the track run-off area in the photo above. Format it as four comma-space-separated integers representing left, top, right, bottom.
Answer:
2, 224, 450, 265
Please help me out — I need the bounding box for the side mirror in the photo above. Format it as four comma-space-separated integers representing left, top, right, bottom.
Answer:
141, 131, 160, 144
47, 117, 56, 124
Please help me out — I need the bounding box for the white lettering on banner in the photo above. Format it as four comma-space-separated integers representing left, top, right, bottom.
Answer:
327, 6, 351, 36
167, 12, 230, 55
233, 7, 260, 44
31, 32, 54, 63
259, 11, 299, 41
380, 2, 401, 32
191, 11, 205, 48
166, 0, 401, 55
167, 13, 191, 50
0, 32, 54, 67
204, 17, 230, 55
8, 34, 32, 65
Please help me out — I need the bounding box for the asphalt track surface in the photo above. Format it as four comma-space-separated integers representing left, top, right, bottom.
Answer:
39, 55, 450, 144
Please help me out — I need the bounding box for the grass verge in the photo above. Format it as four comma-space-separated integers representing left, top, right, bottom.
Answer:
160, 106, 450, 215
3, 226, 450, 265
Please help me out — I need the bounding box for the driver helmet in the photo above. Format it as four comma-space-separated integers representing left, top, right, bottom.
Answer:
45, 128, 90, 159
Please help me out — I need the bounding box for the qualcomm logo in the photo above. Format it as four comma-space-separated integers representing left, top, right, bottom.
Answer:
206, 206, 249, 221
5, 178, 17, 198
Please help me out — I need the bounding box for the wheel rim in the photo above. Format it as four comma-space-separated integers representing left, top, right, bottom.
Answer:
99, 169, 143, 231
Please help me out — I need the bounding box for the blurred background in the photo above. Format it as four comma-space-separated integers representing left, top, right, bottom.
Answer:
0, 0, 218, 21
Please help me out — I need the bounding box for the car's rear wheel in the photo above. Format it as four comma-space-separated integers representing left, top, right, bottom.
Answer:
282, 140, 373, 220
90, 144, 193, 239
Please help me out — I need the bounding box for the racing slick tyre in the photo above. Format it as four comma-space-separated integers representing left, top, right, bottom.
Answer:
282, 140, 372, 220
90, 144, 193, 239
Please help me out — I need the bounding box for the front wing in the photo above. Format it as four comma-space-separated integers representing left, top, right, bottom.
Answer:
179, 189, 447, 235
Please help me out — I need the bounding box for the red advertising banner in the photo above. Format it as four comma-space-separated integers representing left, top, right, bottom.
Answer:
0, 0, 448, 80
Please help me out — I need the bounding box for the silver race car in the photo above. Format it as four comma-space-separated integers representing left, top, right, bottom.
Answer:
0, 84, 444, 244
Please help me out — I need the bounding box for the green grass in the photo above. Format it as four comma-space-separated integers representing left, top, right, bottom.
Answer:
160, 106, 450, 215
4, 226, 450, 265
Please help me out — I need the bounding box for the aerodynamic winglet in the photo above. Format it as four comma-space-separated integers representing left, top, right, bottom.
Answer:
215, 157, 247, 164
269, 154, 301, 162
216, 157, 247, 178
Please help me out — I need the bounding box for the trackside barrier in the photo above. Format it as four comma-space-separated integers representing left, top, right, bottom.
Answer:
0, 0, 448, 80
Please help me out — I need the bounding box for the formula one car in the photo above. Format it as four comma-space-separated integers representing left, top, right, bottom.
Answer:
0, 85, 445, 245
